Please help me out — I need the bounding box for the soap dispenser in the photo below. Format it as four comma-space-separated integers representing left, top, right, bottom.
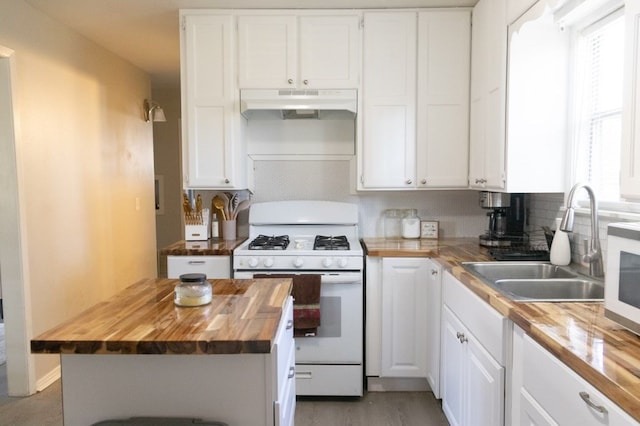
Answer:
550, 218, 571, 266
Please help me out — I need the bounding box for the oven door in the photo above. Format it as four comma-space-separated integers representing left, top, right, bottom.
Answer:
234, 271, 363, 363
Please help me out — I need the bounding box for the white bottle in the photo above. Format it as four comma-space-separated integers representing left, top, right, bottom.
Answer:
550, 218, 571, 266
211, 213, 219, 239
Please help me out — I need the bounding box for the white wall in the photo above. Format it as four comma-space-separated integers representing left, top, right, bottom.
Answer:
0, 0, 157, 394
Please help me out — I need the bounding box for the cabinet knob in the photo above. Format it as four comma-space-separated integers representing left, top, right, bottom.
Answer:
224, 178, 230, 184
288, 366, 295, 379
579, 392, 608, 414
421, 179, 427, 185
288, 79, 294, 84
431, 269, 438, 276
456, 332, 468, 344
303, 79, 309, 85
406, 179, 413, 185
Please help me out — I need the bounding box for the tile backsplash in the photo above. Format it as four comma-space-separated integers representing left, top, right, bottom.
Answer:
250, 159, 487, 238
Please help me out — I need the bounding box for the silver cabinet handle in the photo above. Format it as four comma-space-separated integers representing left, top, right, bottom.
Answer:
303, 79, 309, 85
288, 79, 294, 84
431, 269, 438, 276
421, 179, 427, 185
456, 332, 468, 344
579, 392, 608, 414
187, 260, 206, 265
474, 178, 487, 184
406, 179, 413, 185
286, 320, 293, 330
224, 178, 230, 184
287, 366, 295, 379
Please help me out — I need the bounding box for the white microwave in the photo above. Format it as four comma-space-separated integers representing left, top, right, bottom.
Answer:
605, 222, 640, 335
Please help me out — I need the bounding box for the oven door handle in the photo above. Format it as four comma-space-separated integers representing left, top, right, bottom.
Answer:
320, 273, 362, 285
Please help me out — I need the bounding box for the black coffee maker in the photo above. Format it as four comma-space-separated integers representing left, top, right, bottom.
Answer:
478, 192, 526, 247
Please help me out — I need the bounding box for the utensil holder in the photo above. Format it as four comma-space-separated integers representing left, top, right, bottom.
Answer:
222, 220, 236, 241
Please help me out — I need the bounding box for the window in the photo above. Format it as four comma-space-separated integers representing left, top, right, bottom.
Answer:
571, 8, 625, 203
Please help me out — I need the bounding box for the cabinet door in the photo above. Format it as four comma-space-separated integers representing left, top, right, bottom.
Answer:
465, 331, 505, 426
425, 258, 442, 398
380, 257, 428, 377
299, 15, 360, 89
360, 12, 417, 189
621, 1, 640, 199
519, 389, 558, 426
469, 0, 507, 190
238, 16, 297, 89
441, 305, 466, 426
416, 10, 471, 188
181, 15, 244, 189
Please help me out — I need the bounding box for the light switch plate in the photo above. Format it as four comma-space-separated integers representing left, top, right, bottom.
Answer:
421, 221, 439, 239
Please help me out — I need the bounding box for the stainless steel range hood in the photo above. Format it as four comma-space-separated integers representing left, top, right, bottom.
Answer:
240, 89, 357, 120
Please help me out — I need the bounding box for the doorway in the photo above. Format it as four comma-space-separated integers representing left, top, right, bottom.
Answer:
0, 46, 36, 397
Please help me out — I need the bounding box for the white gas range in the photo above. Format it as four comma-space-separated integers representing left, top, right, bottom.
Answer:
233, 200, 364, 397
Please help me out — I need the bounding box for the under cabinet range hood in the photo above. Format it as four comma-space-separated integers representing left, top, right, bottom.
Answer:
240, 89, 357, 120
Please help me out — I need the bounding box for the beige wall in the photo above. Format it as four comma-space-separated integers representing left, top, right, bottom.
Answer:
152, 88, 183, 276
0, 1, 157, 393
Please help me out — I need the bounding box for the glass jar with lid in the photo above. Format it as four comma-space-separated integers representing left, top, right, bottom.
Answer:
384, 209, 402, 239
401, 209, 421, 239
174, 273, 212, 307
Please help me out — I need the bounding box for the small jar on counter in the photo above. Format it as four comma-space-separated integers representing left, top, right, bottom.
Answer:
174, 273, 212, 307
401, 209, 421, 239
384, 209, 402, 239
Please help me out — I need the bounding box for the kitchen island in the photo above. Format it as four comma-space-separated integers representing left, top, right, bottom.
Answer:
31, 277, 294, 426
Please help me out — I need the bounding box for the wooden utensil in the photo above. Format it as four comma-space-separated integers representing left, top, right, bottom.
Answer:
234, 199, 251, 219
212, 196, 227, 221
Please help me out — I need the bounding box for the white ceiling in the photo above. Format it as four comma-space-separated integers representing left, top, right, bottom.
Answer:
24, 0, 478, 88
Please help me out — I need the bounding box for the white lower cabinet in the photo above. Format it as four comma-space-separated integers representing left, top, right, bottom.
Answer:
366, 257, 441, 388
511, 325, 638, 426
167, 255, 231, 279
441, 271, 507, 426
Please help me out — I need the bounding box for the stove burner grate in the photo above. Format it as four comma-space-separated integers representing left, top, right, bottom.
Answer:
249, 234, 290, 250
314, 235, 350, 251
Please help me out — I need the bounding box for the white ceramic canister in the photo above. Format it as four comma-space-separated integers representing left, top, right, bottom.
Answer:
401, 209, 421, 239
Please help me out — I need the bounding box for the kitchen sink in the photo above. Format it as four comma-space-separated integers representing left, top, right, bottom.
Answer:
461, 261, 603, 302
462, 261, 578, 282
492, 279, 604, 302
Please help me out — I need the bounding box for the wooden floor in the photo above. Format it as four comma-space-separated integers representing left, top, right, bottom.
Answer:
295, 392, 450, 426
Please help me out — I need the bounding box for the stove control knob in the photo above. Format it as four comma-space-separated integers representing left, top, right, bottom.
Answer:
322, 257, 333, 268
248, 257, 259, 268
263, 257, 274, 268
337, 258, 348, 268
293, 257, 304, 268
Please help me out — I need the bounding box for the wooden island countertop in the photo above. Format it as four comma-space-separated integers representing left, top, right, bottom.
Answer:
31, 277, 292, 355
364, 237, 640, 422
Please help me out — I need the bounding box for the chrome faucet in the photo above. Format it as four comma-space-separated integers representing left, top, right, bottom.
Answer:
559, 183, 604, 277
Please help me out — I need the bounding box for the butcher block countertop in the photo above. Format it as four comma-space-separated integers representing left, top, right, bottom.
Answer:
31, 278, 292, 355
363, 237, 640, 422
160, 238, 246, 256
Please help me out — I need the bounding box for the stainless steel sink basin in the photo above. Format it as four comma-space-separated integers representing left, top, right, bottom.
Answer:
492, 279, 604, 302
462, 261, 577, 282
461, 261, 603, 302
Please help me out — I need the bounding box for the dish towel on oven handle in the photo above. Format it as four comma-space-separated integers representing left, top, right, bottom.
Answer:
254, 274, 321, 337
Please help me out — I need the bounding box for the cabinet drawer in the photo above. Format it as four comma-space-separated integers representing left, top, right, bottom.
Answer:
274, 344, 296, 426
295, 364, 362, 396
523, 335, 636, 425
443, 271, 508, 364
166, 256, 230, 279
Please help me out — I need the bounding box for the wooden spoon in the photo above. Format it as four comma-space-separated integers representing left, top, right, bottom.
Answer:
212, 196, 227, 221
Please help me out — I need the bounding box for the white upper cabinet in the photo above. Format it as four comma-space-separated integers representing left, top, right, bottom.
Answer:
360, 12, 417, 189
469, 0, 507, 190
470, 0, 567, 193
416, 10, 471, 188
180, 13, 246, 189
238, 15, 360, 89
621, 0, 640, 199
359, 10, 471, 190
